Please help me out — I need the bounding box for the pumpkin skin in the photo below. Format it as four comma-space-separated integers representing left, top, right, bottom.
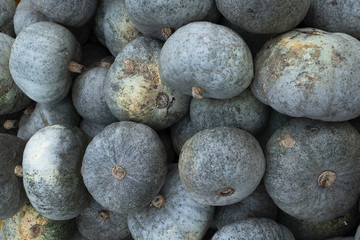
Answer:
17, 97, 80, 140
211, 218, 295, 240
190, 88, 269, 134
2, 203, 76, 240
179, 126, 265, 206
72, 67, 117, 125
0, 33, 32, 115
82, 121, 167, 214
158, 21, 253, 99
9, 21, 82, 104
277, 204, 360, 240
76, 199, 130, 240
264, 118, 360, 222
29, 0, 98, 27
0, 0, 16, 37
128, 164, 215, 240
304, 0, 360, 40
170, 114, 199, 155
104, 37, 191, 131
251, 28, 360, 121
79, 119, 107, 140
22, 124, 91, 220
124, 0, 219, 41
215, 0, 310, 34
93, 0, 141, 57
0, 134, 26, 220
214, 182, 278, 230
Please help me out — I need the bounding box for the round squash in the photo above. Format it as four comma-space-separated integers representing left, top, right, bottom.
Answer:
179, 126, 265, 206
216, 0, 310, 34
0, 133, 26, 220
0, 0, 16, 37
251, 27, 360, 121
2, 202, 76, 240
211, 218, 295, 240
23, 124, 91, 220
79, 119, 107, 140
170, 114, 199, 155
264, 118, 360, 222
104, 36, 191, 131
159, 21, 253, 99
82, 121, 167, 214
128, 164, 215, 240
9, 21, 82, 104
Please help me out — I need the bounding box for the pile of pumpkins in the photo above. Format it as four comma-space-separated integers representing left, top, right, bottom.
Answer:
1, 0, 360, 239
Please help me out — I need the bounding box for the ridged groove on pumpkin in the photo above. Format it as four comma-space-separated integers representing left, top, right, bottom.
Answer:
112, 166, 126, 180
318, 170, 336, 188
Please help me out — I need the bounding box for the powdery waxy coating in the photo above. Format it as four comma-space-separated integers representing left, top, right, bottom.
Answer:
22, 124, 91, 221
81, 121, 167, 214
128, 164, 215, 240
159, 21, 253, 100
211, 218, 295, 240
93, 0, 142, 57
179, 126, 265, 206
0, 33, 32, 115
30, 0, 98, 27
214, 182, 278, 230
0, 0, 16, 37
304, 0, 360, 40
190, 88, 269, 134
216, 0, 310, 34
76, 199, 130, 240
2, 203, 76, 240
125, 0, 219, 40
72, 67, 117, 125
264, 118, 360, 222
17, 97, 81, 141
9, 21, 82, 104
170, 114, 199, 155
251, 28, 360, 122
105, 37, 191, 131
0, 134, 26, 220
79, 118, 107, 140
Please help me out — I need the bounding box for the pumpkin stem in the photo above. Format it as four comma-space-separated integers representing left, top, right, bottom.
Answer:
154, 92, 170, 109
216, 187, 235, 197
161, 27, 175, 40
23, 106, 35, 117
318, 170, 336, 188
150, 194, 166, 209
68, 60, 85, 73
191, 86, 205, 99
98, 210, 110, 220
14, 165, 23, 177
112, 166, 126, 180
30, 224, 44, 237
3, 120, 18, 130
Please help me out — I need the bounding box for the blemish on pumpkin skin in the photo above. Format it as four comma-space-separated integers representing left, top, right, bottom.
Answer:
280, 39, 319, 53
278, 133, 296, 148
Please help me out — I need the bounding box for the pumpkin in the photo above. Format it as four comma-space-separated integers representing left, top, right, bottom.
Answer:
79, 119, 107, 140
251, 27, 360, 121
215, 0, 310, 34
170, 114, 199, 155
22, 124, 91, 220
127, 164, 215, 240
104, 36, 191, 131
179, 126, 265, 206
0, 0, 16, 37
81, 121, 167, 214
158, 21, 253, 99
9, 21, 82, 104
264, 118, 360, 222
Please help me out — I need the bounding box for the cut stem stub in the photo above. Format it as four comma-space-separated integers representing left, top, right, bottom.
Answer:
318, 170, 336, 188
217, 187, 235, 197
191, 86, 205, 99
112, 165, 126, 180
14, 165, 23, 177
98, 210, 110, 220
150, 194, 166, 209
154, 92, 169, 109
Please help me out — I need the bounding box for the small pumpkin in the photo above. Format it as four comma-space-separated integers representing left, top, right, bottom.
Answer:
0, 0, 16, 37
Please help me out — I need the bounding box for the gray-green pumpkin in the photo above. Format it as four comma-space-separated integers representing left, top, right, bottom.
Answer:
128, 164, 215, 240
9, 21, 82, 104
251, 27, 360, 121
82, 121, 167, 214
0, 134, 26, 220
158, 21, 253, 99
1, 203, 76, 240
264, 118, 360, 222
170, 114, 199, 155
0, 0, 16, 37
211, 218, 295, 240
105, 36, 191, 131
179, 126, 265, 206
93, 0, 141, 57
23, 124, 91, 220
0, 33, 32, 115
